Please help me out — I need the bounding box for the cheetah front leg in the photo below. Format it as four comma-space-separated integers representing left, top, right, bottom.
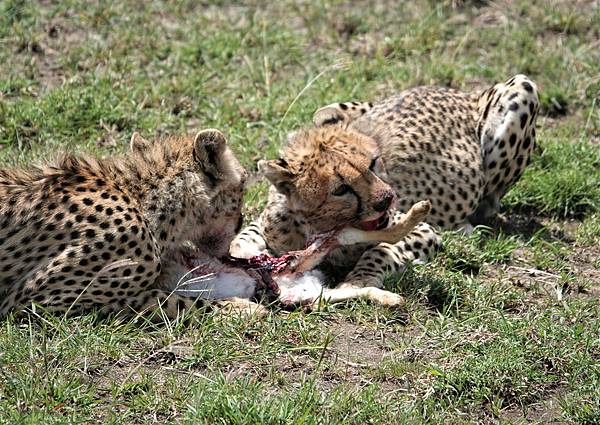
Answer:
338, 219, 441, 291
230, 188, 307, 258
229, 219, 268, 259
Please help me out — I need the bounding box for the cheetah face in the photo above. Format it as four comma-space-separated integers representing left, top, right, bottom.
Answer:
188, 129, 247, 258
133, 129, 247, 259
259, 126, 396, 234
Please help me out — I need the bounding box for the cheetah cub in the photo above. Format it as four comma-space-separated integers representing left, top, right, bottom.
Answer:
232, 75, 539, 292
0, 129, 251, 319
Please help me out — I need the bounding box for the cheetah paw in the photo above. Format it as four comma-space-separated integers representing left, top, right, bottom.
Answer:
407, 199, 432, 221
372, 289, 405, 307
215, 298, 268, 318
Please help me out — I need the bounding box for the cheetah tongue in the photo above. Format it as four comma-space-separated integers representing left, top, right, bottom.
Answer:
356, 213, 389, 231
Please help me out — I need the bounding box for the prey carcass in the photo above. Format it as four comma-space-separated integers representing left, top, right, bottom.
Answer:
163, 200, 431, 308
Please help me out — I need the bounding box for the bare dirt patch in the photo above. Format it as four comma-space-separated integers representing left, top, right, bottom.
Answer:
9, 11, 92, 92
500, 389, 567, 424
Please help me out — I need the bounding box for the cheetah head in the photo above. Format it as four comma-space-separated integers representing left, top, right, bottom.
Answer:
189, 129, 248, 257
259, 125, 395, 234
131, 129, 247, 258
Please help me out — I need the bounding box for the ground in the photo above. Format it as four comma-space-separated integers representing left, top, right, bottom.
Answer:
0, 0, 599, 423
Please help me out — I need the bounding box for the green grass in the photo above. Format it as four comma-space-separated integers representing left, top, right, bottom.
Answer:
504, 139, 600, 217
1, 0, 599, 423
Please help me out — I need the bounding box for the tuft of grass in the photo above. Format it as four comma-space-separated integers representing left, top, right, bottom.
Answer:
184, 376, 401, 424
504, 139, 600, 218
440, 227, 520, 274
427, 301, 600, 414
576, 213, 600, 245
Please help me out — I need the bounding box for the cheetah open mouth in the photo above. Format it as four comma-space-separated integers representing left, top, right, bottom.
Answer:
354, 212, 389, 232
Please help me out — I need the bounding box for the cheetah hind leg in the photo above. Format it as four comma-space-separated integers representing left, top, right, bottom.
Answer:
467, 194, 500, 227
474, 74, 539, 225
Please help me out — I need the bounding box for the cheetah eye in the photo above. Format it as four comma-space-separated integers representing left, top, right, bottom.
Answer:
332, 184, 351, 196
369, 157, 379, 171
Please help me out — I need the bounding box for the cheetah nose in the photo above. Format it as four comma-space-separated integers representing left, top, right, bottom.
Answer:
373, 193, 394, 212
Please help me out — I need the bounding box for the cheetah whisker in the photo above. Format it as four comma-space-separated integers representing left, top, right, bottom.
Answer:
172, 263, 217, 290
175, 274, 219, 289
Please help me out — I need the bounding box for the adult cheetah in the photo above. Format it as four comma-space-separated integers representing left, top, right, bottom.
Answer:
232, 75, 539, 293
0, 129, 250, 319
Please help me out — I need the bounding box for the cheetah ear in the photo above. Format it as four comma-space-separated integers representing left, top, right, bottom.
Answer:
129, 132, 151, 152
193, 129, 227, 167
313, 105, 349, 127
258, 158, 295, 195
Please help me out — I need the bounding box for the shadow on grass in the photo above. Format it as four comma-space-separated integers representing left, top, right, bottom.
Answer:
391, 266, 452, 312
472, 211, 576, 244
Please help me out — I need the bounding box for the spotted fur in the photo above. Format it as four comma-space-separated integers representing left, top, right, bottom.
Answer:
232, 75, 539, 291
0, 129, 249, 319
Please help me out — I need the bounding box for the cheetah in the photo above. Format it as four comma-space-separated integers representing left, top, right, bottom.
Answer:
231, 74, 539, 294
0, 129, 251, 319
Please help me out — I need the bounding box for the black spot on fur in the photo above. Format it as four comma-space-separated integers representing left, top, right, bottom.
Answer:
520, 113, 528, 129
321, 117, 340, 126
